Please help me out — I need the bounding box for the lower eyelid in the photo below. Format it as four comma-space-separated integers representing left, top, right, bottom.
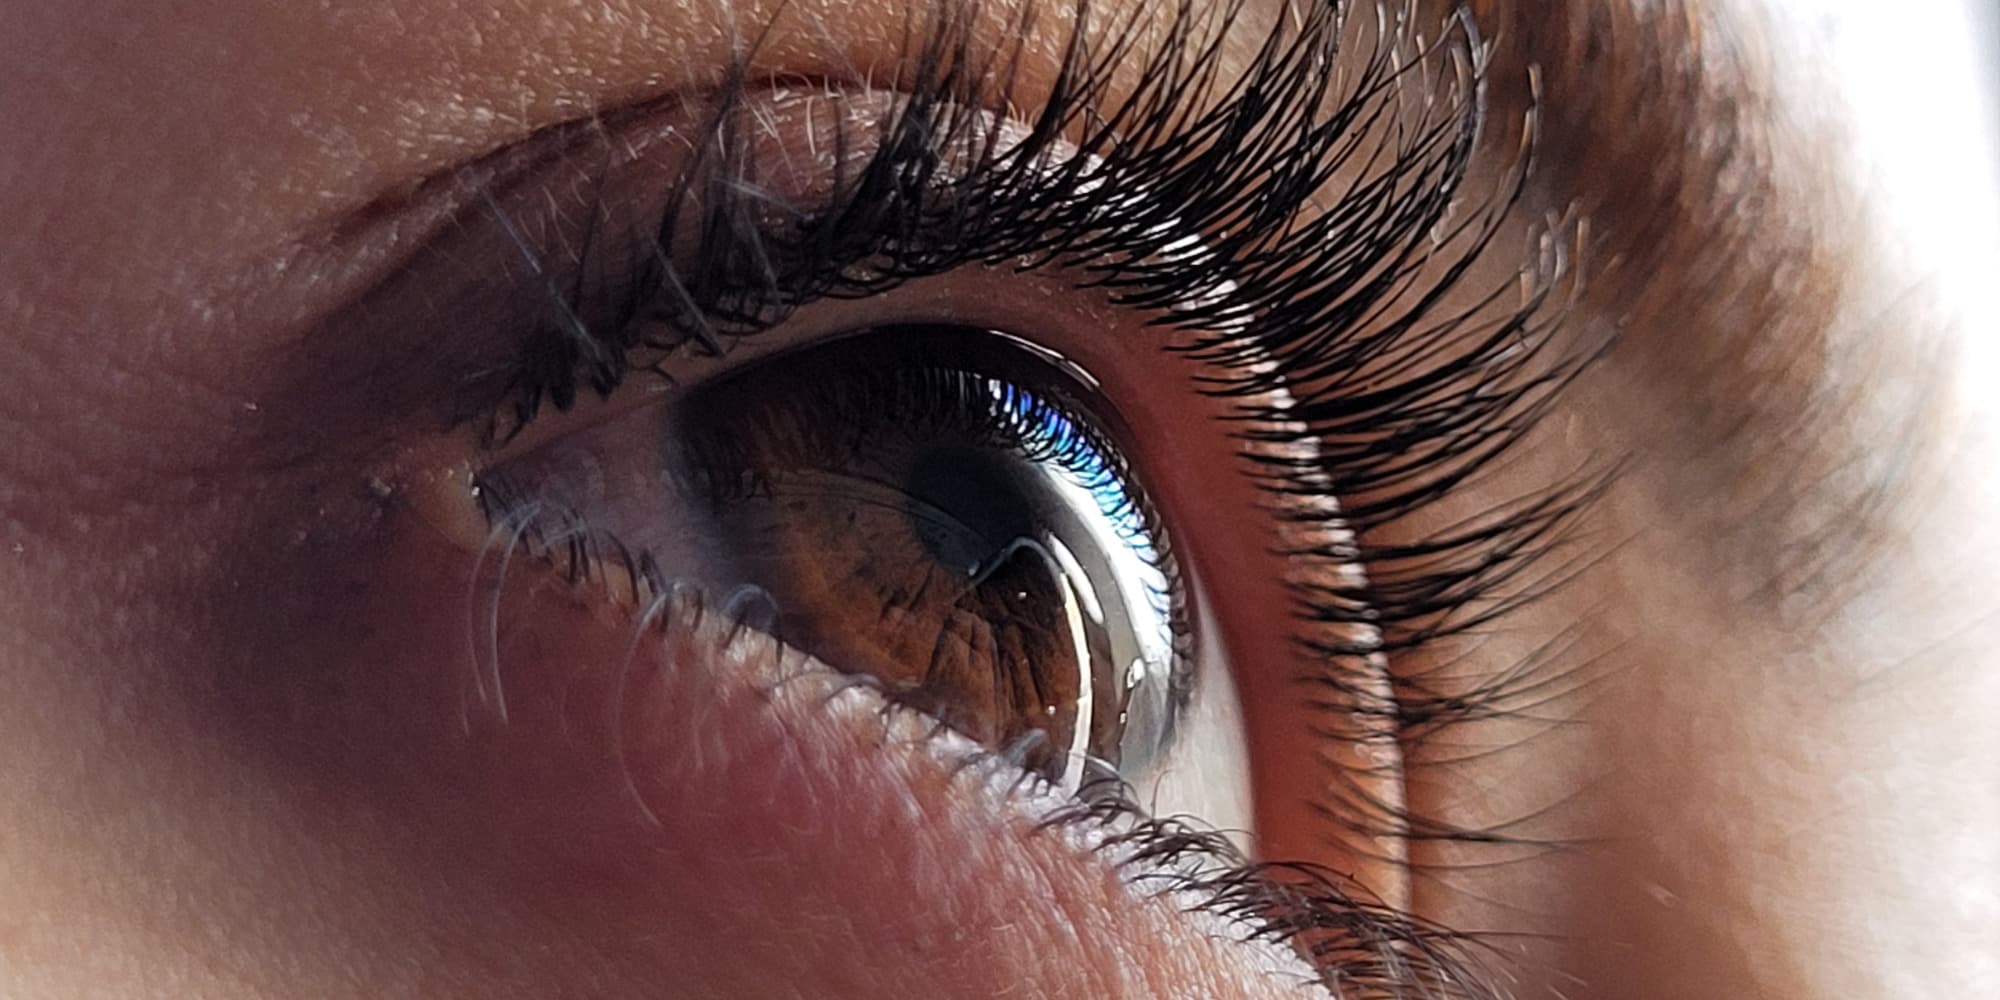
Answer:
324, 509, 1332, 997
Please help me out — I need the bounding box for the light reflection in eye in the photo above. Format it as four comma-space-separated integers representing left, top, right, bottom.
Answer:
978, 375, 1180, 786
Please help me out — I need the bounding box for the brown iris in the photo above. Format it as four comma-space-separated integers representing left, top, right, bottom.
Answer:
489, 327, 1190, 788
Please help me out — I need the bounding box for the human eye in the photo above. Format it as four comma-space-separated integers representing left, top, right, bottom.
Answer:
362, 1, 1589, 987
8, 0, 1996, 996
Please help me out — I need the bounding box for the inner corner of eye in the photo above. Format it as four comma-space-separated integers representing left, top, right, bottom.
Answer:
444, 323, 1252, 818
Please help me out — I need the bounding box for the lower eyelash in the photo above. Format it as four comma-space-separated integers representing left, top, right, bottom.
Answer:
460, 487, 1513, 998
468, 0, 1603, 983
459, 491, 1512, 997
1032, 782, 1512, 999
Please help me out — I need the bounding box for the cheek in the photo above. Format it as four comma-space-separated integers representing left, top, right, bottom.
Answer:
192, 509, 1311, 999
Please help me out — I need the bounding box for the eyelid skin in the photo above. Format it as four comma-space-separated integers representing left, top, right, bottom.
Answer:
0, 0, 1287, 500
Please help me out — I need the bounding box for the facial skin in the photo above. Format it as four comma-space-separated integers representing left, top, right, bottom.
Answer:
0, 0, 1995, 997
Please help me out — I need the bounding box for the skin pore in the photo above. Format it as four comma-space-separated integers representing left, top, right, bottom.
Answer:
0, 1, 1996, 998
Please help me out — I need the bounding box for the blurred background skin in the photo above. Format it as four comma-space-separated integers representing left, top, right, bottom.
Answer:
0, 0, 1995, 998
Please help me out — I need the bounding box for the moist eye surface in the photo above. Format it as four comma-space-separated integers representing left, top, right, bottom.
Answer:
481, 325, 1192, 791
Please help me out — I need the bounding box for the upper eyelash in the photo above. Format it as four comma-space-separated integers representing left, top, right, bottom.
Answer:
476, 0, 1601, 987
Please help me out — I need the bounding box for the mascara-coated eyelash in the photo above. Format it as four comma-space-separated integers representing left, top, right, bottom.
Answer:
470, 0, 1593, 991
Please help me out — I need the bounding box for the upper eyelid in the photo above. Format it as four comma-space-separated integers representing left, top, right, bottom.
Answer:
473, 7, 1485, 430
262, 97, 758, 436
270, 0, 1444, 443
451, 3, 1602, 663
307, 0, 1599, 681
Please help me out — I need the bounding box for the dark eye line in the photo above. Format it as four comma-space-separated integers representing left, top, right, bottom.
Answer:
459, 0, 1600, 990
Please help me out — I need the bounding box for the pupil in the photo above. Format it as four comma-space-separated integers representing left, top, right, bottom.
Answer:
903, 447, 1038, 575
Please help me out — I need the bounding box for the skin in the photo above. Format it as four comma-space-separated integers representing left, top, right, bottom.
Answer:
0, 0, 1995, 998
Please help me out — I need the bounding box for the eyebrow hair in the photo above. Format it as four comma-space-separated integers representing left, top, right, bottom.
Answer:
1471, 0, 1950, 614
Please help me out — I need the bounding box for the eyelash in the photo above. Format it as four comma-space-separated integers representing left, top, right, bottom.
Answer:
474, 0, 1593, 990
